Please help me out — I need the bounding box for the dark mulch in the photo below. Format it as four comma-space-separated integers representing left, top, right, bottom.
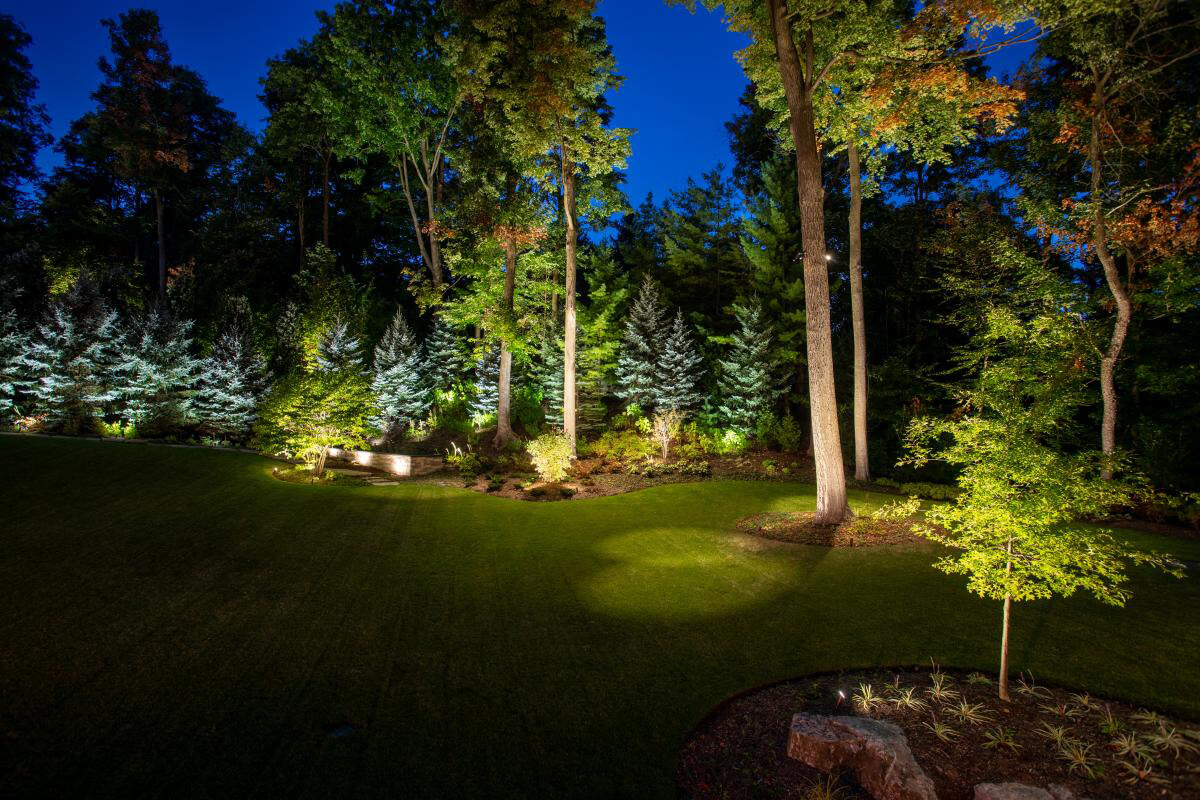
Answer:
736, 512, 923, 547
677, 667, 1200, 800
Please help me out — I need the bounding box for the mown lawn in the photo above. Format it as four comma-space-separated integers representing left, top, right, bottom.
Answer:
1, 435, 1197, 798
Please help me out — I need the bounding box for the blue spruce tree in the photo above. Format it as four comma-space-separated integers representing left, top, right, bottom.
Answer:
470, 343, 500, 420
616, 275, 668, 412
23, 286, 121, 433
372, 308, 429, 430
538, 325, 565, 428
115, 306, 201, 431
424, 313, 470, 395
192, 321, 264, 441
718, 299, 782, 433
0, 309, 30, 423
655, 310, 705, 414
315, 318, 364, 374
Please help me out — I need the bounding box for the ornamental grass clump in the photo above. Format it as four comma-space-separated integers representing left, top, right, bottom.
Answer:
527, 432, 573, 483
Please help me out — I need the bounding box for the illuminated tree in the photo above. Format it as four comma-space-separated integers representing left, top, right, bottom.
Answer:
254, 369, 378, 476
656, 310, 705, 414
424, 314, 470, 394
192, 321, 264, 441
372, 308, 429, 432
615, 276, 668, 412
114, 306, 200, 430
718, 299, 782, 434
0, 308, 29, 422
315, 318, 364, 374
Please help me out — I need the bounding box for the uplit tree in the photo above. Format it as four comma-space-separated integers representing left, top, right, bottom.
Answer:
905, 304, 1182, 702
192, 321, 264, 441
656, 310, 705, 414
315, 318, 364, 374
718, 299, 781, 434
372, 308, 429, 432
23, 286, 121, 433
0, 308, 30, 422
424, 314, 470, 395
115, 306, 200, 430
615, 275, 668, 412
470, 343, 501, 420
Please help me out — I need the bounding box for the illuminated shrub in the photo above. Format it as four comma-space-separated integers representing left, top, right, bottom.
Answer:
526, 432, 573, 483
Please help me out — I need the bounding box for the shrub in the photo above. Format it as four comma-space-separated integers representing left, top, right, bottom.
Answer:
713, 428, 748, 456
900, 481, 959, 501
774, 415, 803, 453
651, 410, 684, 459
445, 442, 482, 481
527, 432, 573, 482
486, 476, 504, 492
587, 428, 655, 463
98, 420, 138, 439
677, 459, 711, 476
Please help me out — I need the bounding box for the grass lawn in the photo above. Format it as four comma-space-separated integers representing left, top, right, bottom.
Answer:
1, 435, 1198, 798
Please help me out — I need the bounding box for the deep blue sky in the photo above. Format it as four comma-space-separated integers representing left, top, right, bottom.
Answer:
10, 0, 752, 207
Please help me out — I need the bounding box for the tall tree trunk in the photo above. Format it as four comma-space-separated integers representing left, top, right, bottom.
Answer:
768, 0, 848, 523
322, 148, 331, 247
315, 445, 329, 478
494, 244, 517, 448
999, 539, 1014, 702
1089, 106, 1129, 481
561, 148, 578, 455
849, 141, 869, 483
154, 188, 166, 302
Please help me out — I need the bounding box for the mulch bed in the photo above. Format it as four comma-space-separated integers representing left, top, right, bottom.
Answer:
736, 512, 923, 547
677, 667, 1200, 800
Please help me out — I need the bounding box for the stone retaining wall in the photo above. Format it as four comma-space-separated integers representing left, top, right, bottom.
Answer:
326, 447, 444, 478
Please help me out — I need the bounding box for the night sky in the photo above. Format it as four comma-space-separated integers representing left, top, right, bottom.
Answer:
9, 0, 751, 209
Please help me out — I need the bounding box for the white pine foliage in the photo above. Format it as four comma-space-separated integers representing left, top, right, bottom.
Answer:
0, 309, 30, 421
192, 323, 264, 438
316, 318, 364, 373
23, 294, 122, 428
718, 299, 782, 433
616, 275, 668, 411
655, 310, 705, 413
114, 306, 201, 426
372, 309, 429, 427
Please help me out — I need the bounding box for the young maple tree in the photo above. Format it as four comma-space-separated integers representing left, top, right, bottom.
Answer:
905, 297, 1182, 701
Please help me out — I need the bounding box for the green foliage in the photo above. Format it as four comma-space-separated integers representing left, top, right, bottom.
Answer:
254, 369, 377, 468
444, 442, 482, 482
192, 320, 264, 441
526, 431, 573, 483
717, 299, 781, 433
0, 307, 29, 422
372, 308, 429, 431
656, 310, 705, 414
114, 306, 200, 432
616, 275, 667, 411
584, 428, 655, 464
98, 419, 137, 439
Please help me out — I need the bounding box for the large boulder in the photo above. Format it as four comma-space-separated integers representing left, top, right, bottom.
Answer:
787, 713, 937, 800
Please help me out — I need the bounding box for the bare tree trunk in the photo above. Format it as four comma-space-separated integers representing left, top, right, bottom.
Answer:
322, 147, 331, 247
768, 0, 848, 523
315, 445, 329, 478
1089, 108, 1129, 481
494, 244, 517, 448
849, 141, 869, 483
561, 149, 578, 455
154, 189, 166, 302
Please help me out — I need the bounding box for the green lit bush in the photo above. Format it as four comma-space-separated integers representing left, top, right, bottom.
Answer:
586, 428, 655, 463
526, 432, 573, 482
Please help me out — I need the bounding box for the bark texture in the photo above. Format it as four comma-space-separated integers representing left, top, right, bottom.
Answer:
494, 244, 517, 448
562, 152, 578, 455
768, 0, 849, 522
849, 141, 869, 482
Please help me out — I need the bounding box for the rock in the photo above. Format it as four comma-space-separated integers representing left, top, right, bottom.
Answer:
974, 785, 1053, 800
787, 713, 937, 800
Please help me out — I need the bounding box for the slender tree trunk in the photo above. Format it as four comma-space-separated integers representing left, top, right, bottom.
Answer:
999, 538, 1014, 702
561, 148, 578, 455
494, 244, 517, 448
315, 445, 329, 478
154, 189, 166, 302
848, 142, 869, 483
768, 0, 848, 523
322, 148, 331, 247
1089, 107, 1129, 481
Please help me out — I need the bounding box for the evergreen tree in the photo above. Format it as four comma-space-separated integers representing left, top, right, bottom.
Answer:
315, 318, 363, 373
23, 287, 121, 432
192, 321, 264, 440
656, 310, 705, 414
615, 275, 668, 412
470, 343, 500, 419
0, 308, 30, 422
115, 306, 200, 429
424, 314, 470, 395
538, 326, 565, 428
718, 299, 782, 433
372, 308, 429, 430
577, 249, 626, 431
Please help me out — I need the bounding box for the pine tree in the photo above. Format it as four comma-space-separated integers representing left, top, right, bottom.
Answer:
718, 299, 782, 433
315, 318, 363, 373
0, 308, 30, 422
615, 275, 668, 412
115, 306, 200, 429
470, 343, 500, 419
192, 321, 264, 441
424, 314, 470, 394
538, 326, 565, 428
372, 308, 429, 430
656, 310, 705, 414
23, 288, 121, 432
